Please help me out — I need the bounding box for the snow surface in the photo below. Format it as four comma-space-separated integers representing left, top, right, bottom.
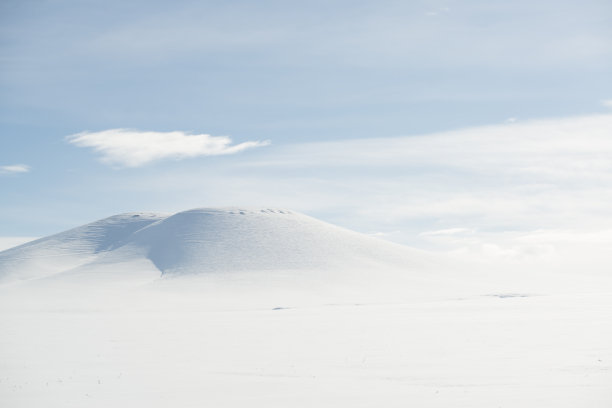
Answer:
1, 208, 611, 407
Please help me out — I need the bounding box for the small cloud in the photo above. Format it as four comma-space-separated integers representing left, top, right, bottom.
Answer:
0, 164, 30, 174
602, 99, 612, 109
505, 117, 518, 123
420, 228, 473, 237
67, 129, 270, 168
426, 7, 450, 16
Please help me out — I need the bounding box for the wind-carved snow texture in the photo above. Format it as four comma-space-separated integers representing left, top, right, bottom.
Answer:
0, 212, 166, 281
1, 208, 612, 408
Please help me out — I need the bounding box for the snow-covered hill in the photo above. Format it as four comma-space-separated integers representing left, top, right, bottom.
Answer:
0, 207, 429, 283
1, 208, 612, 407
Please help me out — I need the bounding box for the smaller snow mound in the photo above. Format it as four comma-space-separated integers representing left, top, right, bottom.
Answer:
0, 212, 168, 282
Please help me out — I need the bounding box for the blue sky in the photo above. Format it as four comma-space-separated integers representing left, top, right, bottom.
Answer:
2, 0, 612, 264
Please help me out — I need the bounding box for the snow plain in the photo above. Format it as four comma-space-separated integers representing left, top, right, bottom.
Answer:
1, 208, 611, 407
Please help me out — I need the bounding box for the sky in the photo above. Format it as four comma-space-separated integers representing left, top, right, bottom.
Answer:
2, 0, 612, 266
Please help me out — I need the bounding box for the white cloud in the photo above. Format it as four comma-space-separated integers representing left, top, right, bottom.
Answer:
0, 164, 30, 174
67, 129, 270, 167
602, 99, 612, 109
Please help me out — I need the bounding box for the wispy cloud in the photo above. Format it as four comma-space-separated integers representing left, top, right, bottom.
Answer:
113, 112, 612, 268
420, 228, 473, 237
69, 1, 611, 71
602, 99, 612, 109
67, 129, 270, 167
425, 6, 451, 16
0, 164, 30, 174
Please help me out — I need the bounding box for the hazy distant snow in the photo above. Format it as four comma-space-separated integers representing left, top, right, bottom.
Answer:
0, 236, 37, 251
